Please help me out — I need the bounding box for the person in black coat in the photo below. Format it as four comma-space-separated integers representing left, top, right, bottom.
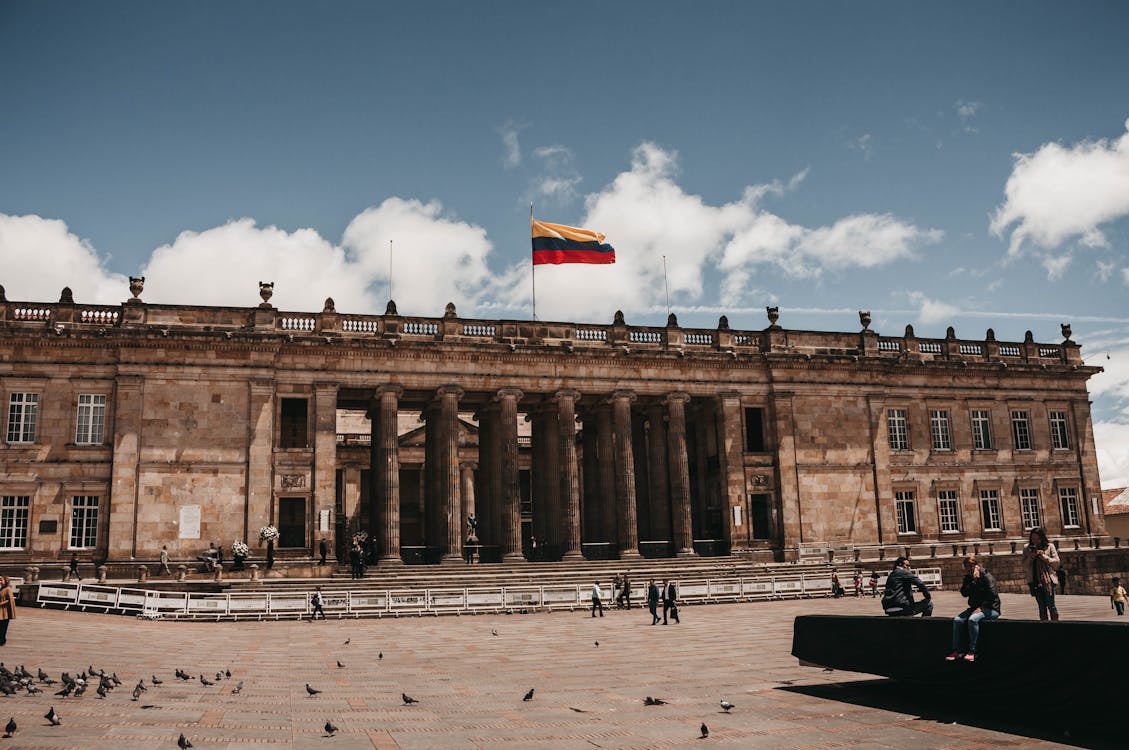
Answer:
947, 555, 1001, 662
662, 579, 680, 624
881, 557, 933, 617
646, 578, 660, 625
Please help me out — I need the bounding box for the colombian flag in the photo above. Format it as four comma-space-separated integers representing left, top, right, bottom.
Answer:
531, 219, 616, 266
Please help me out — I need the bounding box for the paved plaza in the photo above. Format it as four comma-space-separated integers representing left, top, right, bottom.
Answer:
0, 590, 1119, 749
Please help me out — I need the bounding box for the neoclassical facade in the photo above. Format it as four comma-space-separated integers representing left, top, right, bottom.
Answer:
0, 282, 1108, 565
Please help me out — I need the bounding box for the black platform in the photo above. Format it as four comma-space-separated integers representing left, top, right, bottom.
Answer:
792, 615, 1129, 739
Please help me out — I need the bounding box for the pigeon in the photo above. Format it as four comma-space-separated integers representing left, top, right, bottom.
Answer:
137, 680, 148, 692
72, 682, 87, 697
378, 652, 383, 660
720, 700, 734, 713
96, 684, 108, 699
132, 685, 143, 701
306, 683, 322, 696
594, 641, 599, 647
324, 720, 338, 737
36, 668, 51, 683
151, 675, 163, 685
700, 723, 709, 739
491, 629, 498, 636
336, 660, 345, 668
26, 683, 42, 695
178, 733, 193, 749
225, 669, 231, 678
343, 637, 350, 645
3, 717, 15, 737
215, 672, 223, 681
54, 683, 73, 698
402, 693, 418, 705
643, 696, 668, 706
231, 681, 244, 695
44, 707, 61, 726
200, 675, 214, 686
110, 672, 122, 686
523, 688, 534, 702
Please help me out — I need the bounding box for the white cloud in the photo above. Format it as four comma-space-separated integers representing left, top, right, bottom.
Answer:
497, 120, 526, 170
1123, 267, 1129, 286
1096, 420, 1129, 489
0, 213, 127, 303
955, 100, 981, 133
849, 133, 873, 160
1096, 260, 1116, 282
990, 118, 1129, 257
904, 291, 963, 325
1041, 253, 1071, 281
528, 145, 581, 205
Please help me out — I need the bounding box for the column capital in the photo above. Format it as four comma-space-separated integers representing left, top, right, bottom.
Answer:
249, 378, 275, 395
609, 389, 636, 404
459, 461, 478, 471
664, 391, 691, 405
714, 391, 741, 403
436, 384, 465, 400
373, 383, 404, 399
314, 381, 339, 394
494, 387, 524, 403
553, 388, 581, 403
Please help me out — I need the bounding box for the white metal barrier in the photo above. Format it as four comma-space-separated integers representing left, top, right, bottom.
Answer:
33, 568, 942, 621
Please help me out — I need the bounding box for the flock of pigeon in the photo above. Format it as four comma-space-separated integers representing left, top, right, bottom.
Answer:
0, 630, 738, 744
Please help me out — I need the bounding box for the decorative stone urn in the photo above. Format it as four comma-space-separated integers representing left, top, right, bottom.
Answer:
859, 310, 872, 331
129, 276, 145, 300
766, 306, 780, 326
259, 281, 274, 306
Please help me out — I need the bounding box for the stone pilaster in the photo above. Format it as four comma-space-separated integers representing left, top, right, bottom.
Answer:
436, 385, 464, 563
595, 403, 617, 544
536, 404, 561, 553
108, 375, 143, 560
495, 388, 524, 561
646, 403, 672, 544
246, 379, 274, 549
866, 392, 892, 544
313, 383, 339, 556
369, 384, 403, 562
771, 391, 801, 552
665, 392, 694, 556
529, 410, 550, 548
611, 390, 640, 557
555, 389, 582, 559
580, 412, 600, 547
715, 392, 743, 550
476, 407, 501, 549
1072, 398, 1107, 536
459, 462, 477, 538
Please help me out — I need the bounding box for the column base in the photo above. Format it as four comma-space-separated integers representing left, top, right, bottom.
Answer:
378, 554, 405, 565
561, 549, 584, 560
502, 552, 526, 562
439, 553, 466, 565
619, 548, 642, 558
676, 549, 698, 557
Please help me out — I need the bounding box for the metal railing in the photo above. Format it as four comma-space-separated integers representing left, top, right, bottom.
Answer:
34, 568, 941, 621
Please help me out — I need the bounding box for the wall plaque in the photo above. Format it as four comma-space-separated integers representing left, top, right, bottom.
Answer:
38, 519, 58, 534
179, 505, 201, 539
281, 474, 307, 490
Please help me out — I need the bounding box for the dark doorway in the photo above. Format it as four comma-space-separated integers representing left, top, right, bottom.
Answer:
278, 497, 306, 548
749, 494, 773, 540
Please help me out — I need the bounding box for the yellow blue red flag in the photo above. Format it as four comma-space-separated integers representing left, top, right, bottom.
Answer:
531, 219, 616, 266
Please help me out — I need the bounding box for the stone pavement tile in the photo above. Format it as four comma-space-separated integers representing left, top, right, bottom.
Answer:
0, 590, 1114, 749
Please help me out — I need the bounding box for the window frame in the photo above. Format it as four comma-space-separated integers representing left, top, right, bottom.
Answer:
1059, 487, 1080, 529
894, 490, 917, 535
979, 489, 1002, 532
929, 409, 952, 451
1010, 409, 1032, 451
887, 408, 910, 451
1019, 487, 1041, 530
937, 489, 961, 534
6, 392, 39, 444
971, 409, 993, 450
1049, 410, 1071, 450
0, 496, 31, 549
69, 495, 100, 549
74, 393, 108, 446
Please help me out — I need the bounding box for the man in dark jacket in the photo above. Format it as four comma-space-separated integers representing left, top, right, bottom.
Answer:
947, 555, 1001, 662
881, 557, 934, 617
646, 579, 660, 625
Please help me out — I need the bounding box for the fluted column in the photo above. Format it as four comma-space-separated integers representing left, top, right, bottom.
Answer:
612, 390, 640, 557
555, 389, 582, 559
666, 392, 695, 556
460, 462, 476, 536
646, 403, 672, 545
436, 385, 464, 563
581, 412, 599, 547
596, 403, 616, 544
529, 411, 550, 549
369, 384, 403, 563
535, 404, 561, 555
496, 388, 524, 561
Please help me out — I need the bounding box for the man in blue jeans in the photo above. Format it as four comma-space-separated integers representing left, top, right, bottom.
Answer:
881, 557, 933, 617
947, 555, 1001, 663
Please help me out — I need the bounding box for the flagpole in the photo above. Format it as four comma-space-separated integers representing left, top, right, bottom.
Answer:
389, 239, 393, 303
530, 202, 536, 321
662, 255, 670, 316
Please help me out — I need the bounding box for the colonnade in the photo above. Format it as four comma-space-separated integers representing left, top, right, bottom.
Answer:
363, 385, 713, 563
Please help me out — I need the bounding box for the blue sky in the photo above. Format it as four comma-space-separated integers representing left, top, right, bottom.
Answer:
1, 1, 1128, 484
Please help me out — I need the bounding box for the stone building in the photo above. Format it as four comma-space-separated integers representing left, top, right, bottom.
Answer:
0, 281, 1108, 567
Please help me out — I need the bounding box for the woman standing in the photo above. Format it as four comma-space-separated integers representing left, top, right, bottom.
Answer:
1023, 527, 1061, 621
0, 577, 16, 645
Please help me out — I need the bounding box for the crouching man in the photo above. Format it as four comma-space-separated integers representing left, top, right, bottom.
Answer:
947, 555, 1001, 663
881, 556, 934, 617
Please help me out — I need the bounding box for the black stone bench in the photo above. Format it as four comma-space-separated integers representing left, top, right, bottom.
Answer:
792, 614, 1129, 738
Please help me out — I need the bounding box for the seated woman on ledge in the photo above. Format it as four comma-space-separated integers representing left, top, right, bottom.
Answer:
947, 555, 1001, 663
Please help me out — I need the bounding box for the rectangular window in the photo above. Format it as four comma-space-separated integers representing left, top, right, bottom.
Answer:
744, 408, 766, 452
930, 410, 952, 451
938, 490, 960, 533
980, 489, 1002, 532
70, 495, 99, 548
1049, 410, 1070, 450
971, 409, 993, 450
75, 394, 107, 445
6, 393, 38, 443
1020, 488, 1041, 530
1011, 410, 1031, 450
279, 398, 309, 449
887, 409, 909, 451
895, 490, 917, 534
0, 496, 30, 549
1059, 487, 1080, 528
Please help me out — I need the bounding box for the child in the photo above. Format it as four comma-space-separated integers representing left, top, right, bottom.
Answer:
853, 570, 863, 598
868, 570, 879, 597
1111, 577, 1127, 616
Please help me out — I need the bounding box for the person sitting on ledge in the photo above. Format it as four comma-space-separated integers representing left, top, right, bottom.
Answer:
880, 556, 933, 617
947, 555, 1001, 663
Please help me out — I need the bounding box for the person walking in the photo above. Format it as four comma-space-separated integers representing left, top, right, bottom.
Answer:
67, 553, 81, 582
868, 570, 879, 597
880, 557, 933, 617
310, 586, 327, 621
947, 556, 1001, 663
1111, 577, 1127, 616
158, 545, 171, 576
662, 579, 680, 624
266, 538, 275, 570
318, 538, 328, 565
853, 570, 863, 598
830, 569, 843, 598
647, 578, 660, 625
591, 581, 604, 618
348, 543, 362, 579
619, 574, 632, 610
0, 577, 15, 645
1023, 527, 1060, 621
